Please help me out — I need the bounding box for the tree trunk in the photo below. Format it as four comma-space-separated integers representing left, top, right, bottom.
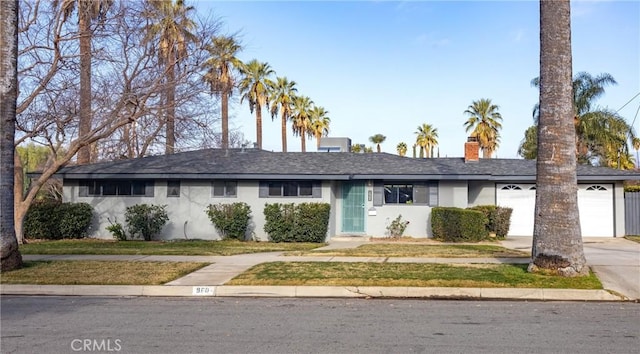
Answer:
531, 0, 587, 277
256, 105, 262, 150
281, 111, 287, 153
165, 63, 176, 154
13, 154, 24, 244
482, 148, 490, 159
221, 91, 229, 150
77, 3, 92, 164
300, 127, 306, 152
1, 0, 23, 271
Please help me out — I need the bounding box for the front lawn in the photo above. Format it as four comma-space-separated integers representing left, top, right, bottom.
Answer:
288, 244, 528, 258
19, 239, 323, 256
0, 261, 209, 285
227, 262, 602, 289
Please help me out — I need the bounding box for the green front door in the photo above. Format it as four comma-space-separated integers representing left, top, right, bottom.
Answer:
342, 182, 365, 233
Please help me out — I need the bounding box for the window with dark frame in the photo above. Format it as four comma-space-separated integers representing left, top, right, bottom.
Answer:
79, 180, 152, 197
383, 183, 430, 204
212, 181, 237, 197
167, 180, 180, 197
268, 181, 314, 197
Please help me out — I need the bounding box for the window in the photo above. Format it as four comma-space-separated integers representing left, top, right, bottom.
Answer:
501, 185, 522, 190
374, 181, 437, 206
167, 180, 180, 197
259, 181, 321, 198
79, 180, 153, 197
586, 185, 607, 191
383, 183, 429, 204
212, 181, 237, 197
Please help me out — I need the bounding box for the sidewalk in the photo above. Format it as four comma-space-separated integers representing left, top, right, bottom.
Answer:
2, 238, 637, 301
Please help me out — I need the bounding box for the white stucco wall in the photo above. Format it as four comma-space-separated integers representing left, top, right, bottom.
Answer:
438, 181, 468, 208
64, 180, 333, 241
468, 181, 496, 206
614, 182, 625, 237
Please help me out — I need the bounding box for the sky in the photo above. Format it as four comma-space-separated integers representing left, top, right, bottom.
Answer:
194, 0, 640, 158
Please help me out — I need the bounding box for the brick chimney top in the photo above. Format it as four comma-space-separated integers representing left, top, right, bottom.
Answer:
464, 136, 479, 162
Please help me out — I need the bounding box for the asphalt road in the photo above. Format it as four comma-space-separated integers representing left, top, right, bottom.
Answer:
1, 296, 638, 354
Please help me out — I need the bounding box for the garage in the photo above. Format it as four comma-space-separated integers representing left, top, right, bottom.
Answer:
496, 183, 614, 237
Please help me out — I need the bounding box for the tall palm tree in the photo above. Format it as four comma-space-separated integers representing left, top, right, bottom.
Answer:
144, 0, 197, 155
369, 134, 386, 153
269, 77, 297, 152
309, 106, 330, 150
463, 99, 503, 158
1, 0, 23, 271
290, 95, 314, 152
396, 142, 407, 157
203, 35, 243, 150
532, 0, 587, 276
57, 0, 113, 164
415, 123, 438, 158
527, 72, 637, 167
238, 59, 275, 150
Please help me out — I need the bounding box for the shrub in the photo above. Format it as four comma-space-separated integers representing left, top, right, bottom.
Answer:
124, 204, 169, 241
431, 207, 488, 242
24, 201, 62, 240
206, 202, 252, 240
58, 202, 94, 238
294, 203, 331, 243
386, 215, 410, 238
625, 185, 640, 193
24, 201, 94, 240
106, 217, 127, 241
468, 205, 513, 238
263, 203, 330, 243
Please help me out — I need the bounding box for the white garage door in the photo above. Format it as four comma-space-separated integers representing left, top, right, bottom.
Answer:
496, 183, 614, 237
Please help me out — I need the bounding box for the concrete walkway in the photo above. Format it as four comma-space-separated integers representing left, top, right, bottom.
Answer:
4, 237, 638, 301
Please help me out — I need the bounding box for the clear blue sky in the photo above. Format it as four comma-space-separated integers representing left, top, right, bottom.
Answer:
194, 0, 640, 158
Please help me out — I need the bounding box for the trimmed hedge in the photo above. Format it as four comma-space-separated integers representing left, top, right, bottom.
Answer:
264, 203, 330, 243
431, 207, 488, 242
24, 201, 94, 240
468, 205, 513, 238
206, 202, 252, 240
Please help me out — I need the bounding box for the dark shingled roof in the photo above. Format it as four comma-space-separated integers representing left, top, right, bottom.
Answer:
57, 148, 640, 181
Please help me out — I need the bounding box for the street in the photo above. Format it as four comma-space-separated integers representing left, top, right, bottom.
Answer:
1, 296, 638, 354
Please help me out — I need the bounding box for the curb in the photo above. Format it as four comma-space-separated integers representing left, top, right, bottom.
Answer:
0, 285, 626, 301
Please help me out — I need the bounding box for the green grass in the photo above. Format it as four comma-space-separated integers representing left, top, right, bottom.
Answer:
624, 236, 640, 243
287, 244, 528, 258
19, 239, 323, 256
0, 261, 209, 285
227, 262, 602, 289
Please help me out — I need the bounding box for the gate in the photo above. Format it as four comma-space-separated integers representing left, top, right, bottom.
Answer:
625, 192, 640, 235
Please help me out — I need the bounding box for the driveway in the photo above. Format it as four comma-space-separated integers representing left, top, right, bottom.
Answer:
501, 237, 640, 300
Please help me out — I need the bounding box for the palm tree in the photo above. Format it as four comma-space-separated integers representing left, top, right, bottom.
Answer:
290, 95, 313, 152
144, 0, 197, 155
57, 0, 112, 163
203, 35, 243, 150
463, 99, 503, 158
1, 0, 23, 271
238, 60, 275, 150
532, 0, 587, 276
415, 123, 438, 158
527, 72, 637, 167
269, 77, 297, 152
396, 142, 407, 157
369, 134, 386, 153
351, 144, 362, 153
309, 106, 330, 150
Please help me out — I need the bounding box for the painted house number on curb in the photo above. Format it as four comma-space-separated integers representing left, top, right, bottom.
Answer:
192, 286, 214, 296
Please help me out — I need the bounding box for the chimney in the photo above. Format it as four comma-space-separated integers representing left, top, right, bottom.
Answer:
464, 136, 479, 162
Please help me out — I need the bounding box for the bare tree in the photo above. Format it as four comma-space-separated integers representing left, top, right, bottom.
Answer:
530, 0, 587, 276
